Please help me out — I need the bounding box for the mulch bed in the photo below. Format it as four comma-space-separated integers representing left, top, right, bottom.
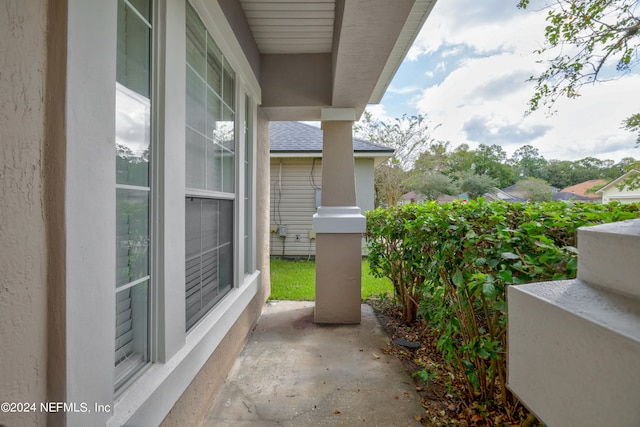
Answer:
366, 299, 541, 427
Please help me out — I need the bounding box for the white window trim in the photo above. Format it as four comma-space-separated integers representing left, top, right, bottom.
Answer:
187, 0, 260, 104
108, 273, 260, 427
65, 0, 262, 424
112, 1, 262, 423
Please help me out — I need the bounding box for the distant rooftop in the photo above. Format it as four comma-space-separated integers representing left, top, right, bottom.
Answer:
270, 121, 394, 154
560, 179, 607, 198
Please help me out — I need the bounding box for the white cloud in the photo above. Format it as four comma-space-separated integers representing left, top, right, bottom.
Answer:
408, 0, 548, 60
362, 104, 393, 123
387, 0, 640, 162
386, 85, 423, 95
415, 57, 640, 161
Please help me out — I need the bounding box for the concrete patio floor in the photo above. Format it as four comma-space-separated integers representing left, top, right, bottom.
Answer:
202, 301, 424, 426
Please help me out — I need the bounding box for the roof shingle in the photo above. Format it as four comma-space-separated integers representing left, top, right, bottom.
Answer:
270, 121, 394, 154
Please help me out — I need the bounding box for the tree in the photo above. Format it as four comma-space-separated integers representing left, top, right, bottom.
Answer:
414, 173, 460, 201
510, 144, 548, 180
447, 144, 476, 176
413, 140, 452, 175
543, 159, 576, 188
355, 112, 437, 206
460, 172, 499, 200
515, 177, 554, 201
355, 112, 436, 170
518, 0, 640, 139
471, 144, 516, 188
374, 164, 410, 208
622, 113, 640, 144
519, 0, 640, 110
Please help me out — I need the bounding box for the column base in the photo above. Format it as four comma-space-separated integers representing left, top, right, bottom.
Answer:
314, 233, 362, 324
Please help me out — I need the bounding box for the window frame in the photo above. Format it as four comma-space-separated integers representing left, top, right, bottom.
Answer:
114, 0, 156, 393
184, 1, 245, 332
104, 0, 262, 421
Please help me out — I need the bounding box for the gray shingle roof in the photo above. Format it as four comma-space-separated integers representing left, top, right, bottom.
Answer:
270, 121, 394, 154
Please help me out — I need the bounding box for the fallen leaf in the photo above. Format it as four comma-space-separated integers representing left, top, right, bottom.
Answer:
372, 353, 381, 359
403, 392, 410, 398
471, 414, 484, 423
333, 410, 341, 415
414, 415, 422, 421
394, 395, 399, 400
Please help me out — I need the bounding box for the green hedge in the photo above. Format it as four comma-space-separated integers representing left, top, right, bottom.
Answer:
365, 200, 639, 408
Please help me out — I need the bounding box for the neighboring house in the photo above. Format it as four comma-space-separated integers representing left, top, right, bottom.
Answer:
598, 170, 640, 204
269, 121, 393, 257
552, 191, 593, 201
399, 191, 428, 205
399, 191, 458, 204
501, 183, 558, 201
1, 1, 438, 426
487, 188, 525, 202
501, 184, 529, 200
560, 179, 607, 200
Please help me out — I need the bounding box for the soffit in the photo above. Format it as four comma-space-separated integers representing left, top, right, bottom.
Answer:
238, 0, 437, 120
239, 0, 335, 54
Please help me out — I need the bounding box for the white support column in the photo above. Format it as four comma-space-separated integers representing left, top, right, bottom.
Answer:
313, 108, 365, 324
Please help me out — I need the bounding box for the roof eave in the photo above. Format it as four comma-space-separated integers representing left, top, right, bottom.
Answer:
368, 0, 437, 104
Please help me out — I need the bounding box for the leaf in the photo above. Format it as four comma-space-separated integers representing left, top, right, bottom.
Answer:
501, 252, 520, 260
452, 270, 464, 287
535, 241, 555, 250
482, 281, 496, 298
564, 245, 578, 254
498, 269, 513, 283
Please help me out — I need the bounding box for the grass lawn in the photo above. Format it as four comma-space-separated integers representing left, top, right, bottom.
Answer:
269, 258, 393, 301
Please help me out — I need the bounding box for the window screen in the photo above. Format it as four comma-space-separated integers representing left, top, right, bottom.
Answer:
185, 198, 234, 330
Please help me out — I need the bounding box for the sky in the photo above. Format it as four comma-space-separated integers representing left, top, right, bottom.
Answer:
366, 0, 640, 163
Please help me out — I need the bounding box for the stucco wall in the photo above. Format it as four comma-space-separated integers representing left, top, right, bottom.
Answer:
0, 2, 49, 426
256, 108, 271, 298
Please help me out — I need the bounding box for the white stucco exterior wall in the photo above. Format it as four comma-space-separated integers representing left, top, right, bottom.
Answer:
508, 220, 640, 426
0, 2, 49, 426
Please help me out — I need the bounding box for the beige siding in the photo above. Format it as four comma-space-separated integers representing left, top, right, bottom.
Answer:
355, 158, 375, 212
270, 157, 374, 257
271, 158, 321, 257
601, 186, 640, 204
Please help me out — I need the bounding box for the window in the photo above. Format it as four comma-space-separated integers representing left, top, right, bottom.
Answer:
115, 0, 152, 390
185, 2, 236, 331
185, 198, 234, 330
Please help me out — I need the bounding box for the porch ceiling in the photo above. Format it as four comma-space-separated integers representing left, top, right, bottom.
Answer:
239, 0, 335, 54
241, 0, 437, 121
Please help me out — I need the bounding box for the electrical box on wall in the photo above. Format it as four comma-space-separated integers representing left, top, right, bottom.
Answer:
278, 225, 288, 237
